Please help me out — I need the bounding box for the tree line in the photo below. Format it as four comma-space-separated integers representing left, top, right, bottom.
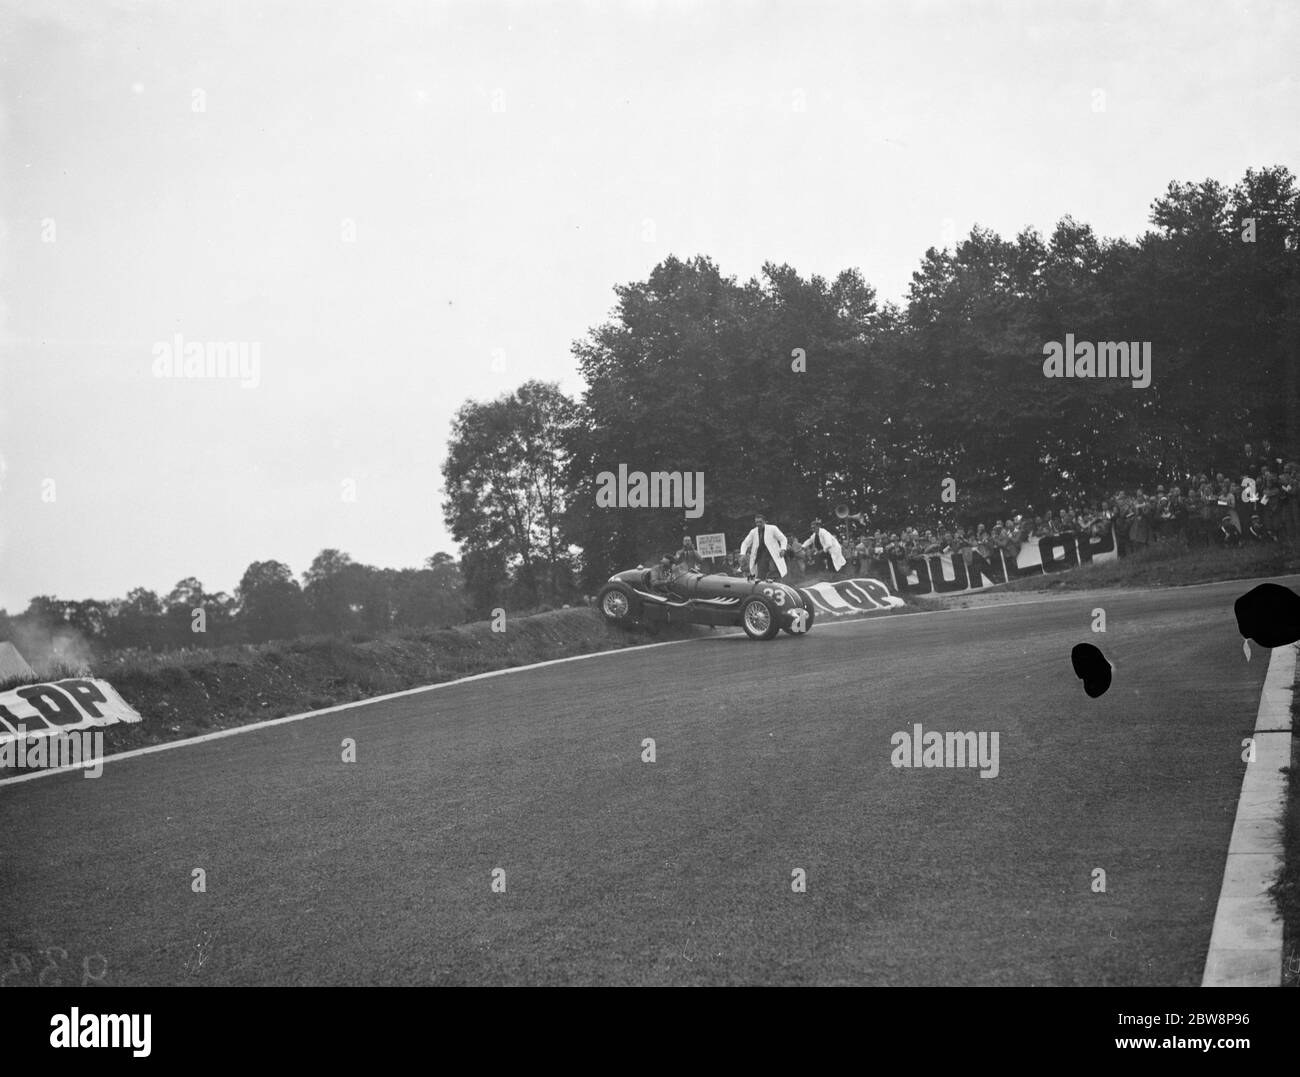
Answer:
0, 551, 467, 657
443, 165, 1300, 602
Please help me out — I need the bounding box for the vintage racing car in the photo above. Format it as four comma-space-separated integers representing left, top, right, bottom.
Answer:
595, 568, 814, 640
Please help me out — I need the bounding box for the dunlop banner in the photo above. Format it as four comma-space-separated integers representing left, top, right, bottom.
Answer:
885, 528, 1118, 597
798, 578, 906, 616
0, 679, 143, 746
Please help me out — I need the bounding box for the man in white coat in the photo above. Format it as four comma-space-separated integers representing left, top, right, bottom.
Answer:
803, 517, 847, 576
739, 513, 788, 580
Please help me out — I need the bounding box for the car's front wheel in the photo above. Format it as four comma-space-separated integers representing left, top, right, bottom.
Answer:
740, 595, 780, 641
782, 603, 815, 635
596, 584, 637, 626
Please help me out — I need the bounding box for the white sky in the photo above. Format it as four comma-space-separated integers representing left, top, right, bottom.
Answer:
0, 0, 1297, 609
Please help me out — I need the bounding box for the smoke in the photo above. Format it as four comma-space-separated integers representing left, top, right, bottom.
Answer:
5, 618, 95, 678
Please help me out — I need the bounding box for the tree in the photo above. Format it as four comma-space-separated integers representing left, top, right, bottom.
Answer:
303, 549, 354, 587
564, 255, 893, 586
66, 600, 110, 641
107, 588, 166, 649
442, 381, 578, 609
391, 557, 466, 628
162, 578, 206, 647
302, 549, 359, 633
236, 561, 308, 643
458, 546, 508, 619
203, 591, 240, 647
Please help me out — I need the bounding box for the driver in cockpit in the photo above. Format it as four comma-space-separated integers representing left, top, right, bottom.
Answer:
649, 555, 677, 593
650, 551, 701, 599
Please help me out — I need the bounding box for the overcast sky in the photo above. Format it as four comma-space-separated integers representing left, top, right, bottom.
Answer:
0, 0, 1297, 609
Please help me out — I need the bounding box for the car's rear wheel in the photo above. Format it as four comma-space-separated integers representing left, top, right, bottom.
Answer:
782, 603, 815, 635
596, 584, 636, 625
740, 596, 780, 640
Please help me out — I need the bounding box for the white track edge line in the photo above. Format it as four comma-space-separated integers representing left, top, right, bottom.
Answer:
1201, 641, 1295, 987
0, 635, 700, 788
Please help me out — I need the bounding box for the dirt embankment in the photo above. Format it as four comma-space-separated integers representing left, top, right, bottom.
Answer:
3, 608, 711, 765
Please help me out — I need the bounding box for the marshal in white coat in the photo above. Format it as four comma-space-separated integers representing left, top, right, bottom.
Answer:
803, 526, 847, 571
739, 523, 789, 578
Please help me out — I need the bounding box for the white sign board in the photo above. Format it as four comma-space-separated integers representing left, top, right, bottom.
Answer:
695, 533, 727, 559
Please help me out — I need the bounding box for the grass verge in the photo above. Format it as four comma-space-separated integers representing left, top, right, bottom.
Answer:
999, 538, 1300, 593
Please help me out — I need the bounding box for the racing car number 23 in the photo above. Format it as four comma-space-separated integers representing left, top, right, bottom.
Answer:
762, 586, 806, 631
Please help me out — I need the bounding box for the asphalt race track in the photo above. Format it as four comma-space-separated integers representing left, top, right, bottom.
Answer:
0, 577, 1287, 986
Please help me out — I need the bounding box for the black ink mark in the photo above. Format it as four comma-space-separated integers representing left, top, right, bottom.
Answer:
1233, 583, 1300, 650
1071, 643, 1112, 698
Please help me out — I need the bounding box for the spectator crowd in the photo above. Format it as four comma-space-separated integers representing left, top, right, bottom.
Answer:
713, 442, 1300, 582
